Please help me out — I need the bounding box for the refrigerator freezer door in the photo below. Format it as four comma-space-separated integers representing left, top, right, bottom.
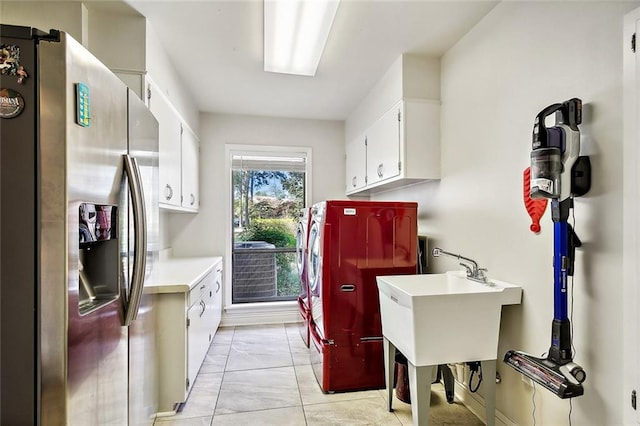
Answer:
0, 25, 40, 424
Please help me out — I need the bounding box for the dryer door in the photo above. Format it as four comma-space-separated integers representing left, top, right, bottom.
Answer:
295, 222, 305, 277
307, 222, 321, 296
307, 221, 324, 334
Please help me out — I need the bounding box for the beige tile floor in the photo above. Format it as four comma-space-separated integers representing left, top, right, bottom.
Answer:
154, 323, 484, 426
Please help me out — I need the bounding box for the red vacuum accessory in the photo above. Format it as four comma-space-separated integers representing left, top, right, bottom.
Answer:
523, 167, 548, 233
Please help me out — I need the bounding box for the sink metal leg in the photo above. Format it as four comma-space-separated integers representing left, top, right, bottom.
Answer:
408, 362, 434, 426
383, 337, 396, 412
481, 359, 497, 426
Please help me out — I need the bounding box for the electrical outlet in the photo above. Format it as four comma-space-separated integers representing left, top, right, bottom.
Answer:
521, 375, 534, 387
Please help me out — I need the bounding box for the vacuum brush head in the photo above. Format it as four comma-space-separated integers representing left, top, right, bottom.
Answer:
504, 350, 585, 399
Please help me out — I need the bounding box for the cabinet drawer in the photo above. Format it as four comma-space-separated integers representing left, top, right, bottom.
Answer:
189, 271, 213, 307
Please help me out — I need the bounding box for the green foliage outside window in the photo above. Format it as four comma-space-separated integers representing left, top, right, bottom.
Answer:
237, 218, 295, 247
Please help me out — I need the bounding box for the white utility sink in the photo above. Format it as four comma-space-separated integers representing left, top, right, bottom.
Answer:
377, 271, 521, 426
376, 271, 522, 366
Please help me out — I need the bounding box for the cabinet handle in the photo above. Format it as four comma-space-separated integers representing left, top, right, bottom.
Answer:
199, 299, 206, 317
216, 281, 221, 293
200, 284, 206, 290
165, 184, 173, 201
190, 193, 195, 206
351, 176, 357, 187
377, 163, 384, 178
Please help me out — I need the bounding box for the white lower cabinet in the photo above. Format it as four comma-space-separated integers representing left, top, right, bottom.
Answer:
186, 274, 215, 393
154, 259, 223, 413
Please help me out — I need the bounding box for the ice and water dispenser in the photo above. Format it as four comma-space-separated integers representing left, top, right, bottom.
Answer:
78, 203, 119, 315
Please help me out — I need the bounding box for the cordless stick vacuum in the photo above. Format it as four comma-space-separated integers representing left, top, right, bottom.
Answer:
504, 98, 591, 399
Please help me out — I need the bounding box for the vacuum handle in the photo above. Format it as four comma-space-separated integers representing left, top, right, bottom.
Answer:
563, 98, 582, 128
532, 103, 562, 150
533, 98, 583, 150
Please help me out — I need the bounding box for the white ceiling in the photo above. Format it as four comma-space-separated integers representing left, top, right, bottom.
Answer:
126, 1, 498, 121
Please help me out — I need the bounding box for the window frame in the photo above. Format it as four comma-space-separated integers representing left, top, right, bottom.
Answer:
224, 144, 312, 314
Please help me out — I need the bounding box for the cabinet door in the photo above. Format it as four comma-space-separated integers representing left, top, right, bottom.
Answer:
345, 134, 367, 194
181, 125, 199, 210
155, 293, 188, 412
366, 102, 402, 186
211, 264, 223, 332
147, 79, 182, 207
187, 294, 211, 392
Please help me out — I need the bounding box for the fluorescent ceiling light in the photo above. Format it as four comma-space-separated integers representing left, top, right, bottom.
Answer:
264, 0, 340, 76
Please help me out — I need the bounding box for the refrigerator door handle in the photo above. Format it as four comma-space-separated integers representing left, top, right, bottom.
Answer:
123, 154, 147, 326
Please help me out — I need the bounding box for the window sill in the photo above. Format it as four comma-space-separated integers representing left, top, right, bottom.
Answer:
225, 300, 297, 313
221, 300, 299, 327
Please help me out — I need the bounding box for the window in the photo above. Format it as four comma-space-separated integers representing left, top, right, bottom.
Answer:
228, 147, 310, 305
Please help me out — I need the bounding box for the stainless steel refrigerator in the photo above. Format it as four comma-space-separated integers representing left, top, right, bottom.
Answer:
0, 25, 159, 425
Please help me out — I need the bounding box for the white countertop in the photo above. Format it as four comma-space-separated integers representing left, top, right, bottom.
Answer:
145, 256, 223, 294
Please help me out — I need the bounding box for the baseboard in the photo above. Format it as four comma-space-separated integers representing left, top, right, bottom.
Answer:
220, 309, 300, 327
453, 380, 516, 426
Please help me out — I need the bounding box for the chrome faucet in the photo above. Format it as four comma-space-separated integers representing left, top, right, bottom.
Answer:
432, 247, 489, 284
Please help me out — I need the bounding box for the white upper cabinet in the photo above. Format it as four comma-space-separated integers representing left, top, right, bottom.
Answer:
148, 78, 182, 208
345, 54, 441, 195
345, 133, 367, 194
148, 78, 200, 212
366, 101, 403, 187
181, 125, 199, 211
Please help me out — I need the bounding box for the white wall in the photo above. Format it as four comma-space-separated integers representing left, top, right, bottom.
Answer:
346, 54, 440, 142
374, 2, 637, 424
86, 5, 146, 72
168, 112, 345, 257
0, 1, 87, 44
145, 22, 199, 133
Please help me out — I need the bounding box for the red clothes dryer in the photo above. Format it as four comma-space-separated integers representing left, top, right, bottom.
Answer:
307, 200, 417, 393
296, 207, 312, 347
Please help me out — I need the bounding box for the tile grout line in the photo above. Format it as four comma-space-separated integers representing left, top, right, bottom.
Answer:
294, 367, 310, 425
286, 326, 311, 426
209, 326, 235, 425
